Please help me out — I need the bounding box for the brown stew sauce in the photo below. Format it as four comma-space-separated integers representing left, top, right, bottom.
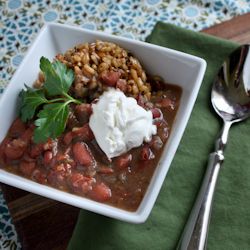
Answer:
0, 84, 182, 211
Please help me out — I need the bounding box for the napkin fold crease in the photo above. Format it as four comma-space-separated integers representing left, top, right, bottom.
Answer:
68, 22, 250, 250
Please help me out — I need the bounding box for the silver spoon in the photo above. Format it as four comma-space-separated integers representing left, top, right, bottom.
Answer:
177, 44, 250, 250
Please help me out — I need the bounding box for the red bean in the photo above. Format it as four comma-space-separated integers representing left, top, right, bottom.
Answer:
43, 151, 53, 165
73, 142, 95, 167
30, 143, 44, 158
100, 71, 121, 86
72, 123, 94, 141
21, 127, 34, 144
97, 166, 114, 174
89, 182, 111, 202
63, 131, 73, 145
151, 108, 162, 119
141, 145, 155, 161
9, 128, 33, 159
20, 161, 36, 176
115, 154, 132, 170
9, 118, 26, 138
75, 103, 92, 116
75, 103, 92, 123
116, 79, 127, 92
4, 139, 26, 160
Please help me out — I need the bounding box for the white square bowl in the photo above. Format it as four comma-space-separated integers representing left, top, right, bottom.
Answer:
0, 23, 206, 223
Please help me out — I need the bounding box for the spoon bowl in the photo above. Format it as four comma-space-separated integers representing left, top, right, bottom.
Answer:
177, 44, 250, 250
212, 44, 250, 122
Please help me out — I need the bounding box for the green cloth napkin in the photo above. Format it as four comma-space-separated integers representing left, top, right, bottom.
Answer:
68, 23, 250, 250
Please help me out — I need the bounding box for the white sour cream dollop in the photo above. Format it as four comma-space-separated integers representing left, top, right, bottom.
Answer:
89, 88, 157, 159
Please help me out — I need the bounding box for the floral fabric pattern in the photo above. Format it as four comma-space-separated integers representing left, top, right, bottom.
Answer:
0, 189, 21, 249
0, 0, 250, 249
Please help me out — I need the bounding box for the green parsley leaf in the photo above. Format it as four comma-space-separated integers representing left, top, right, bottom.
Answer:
18, 57, 81, 143
33, 103, 69, 143
19, 85, 48, 122
40, 57, 74, 96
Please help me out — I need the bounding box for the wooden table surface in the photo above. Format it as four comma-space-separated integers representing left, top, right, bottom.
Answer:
1, 12, 250, 250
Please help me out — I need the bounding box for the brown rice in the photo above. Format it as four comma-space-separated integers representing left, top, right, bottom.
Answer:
34, 40, 152, 100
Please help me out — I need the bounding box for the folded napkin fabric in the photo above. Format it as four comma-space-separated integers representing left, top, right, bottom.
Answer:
68, 23, 250, 250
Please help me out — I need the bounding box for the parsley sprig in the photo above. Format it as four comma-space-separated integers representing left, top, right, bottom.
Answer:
19, 57, 82, 143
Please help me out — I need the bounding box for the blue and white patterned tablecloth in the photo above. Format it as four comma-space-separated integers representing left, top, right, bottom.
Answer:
1, 0, 250, 249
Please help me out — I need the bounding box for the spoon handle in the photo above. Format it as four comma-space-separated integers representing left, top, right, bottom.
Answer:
177, 121, 232, 250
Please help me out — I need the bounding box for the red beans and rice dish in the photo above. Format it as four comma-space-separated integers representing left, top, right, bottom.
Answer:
0, 41, 182, 211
